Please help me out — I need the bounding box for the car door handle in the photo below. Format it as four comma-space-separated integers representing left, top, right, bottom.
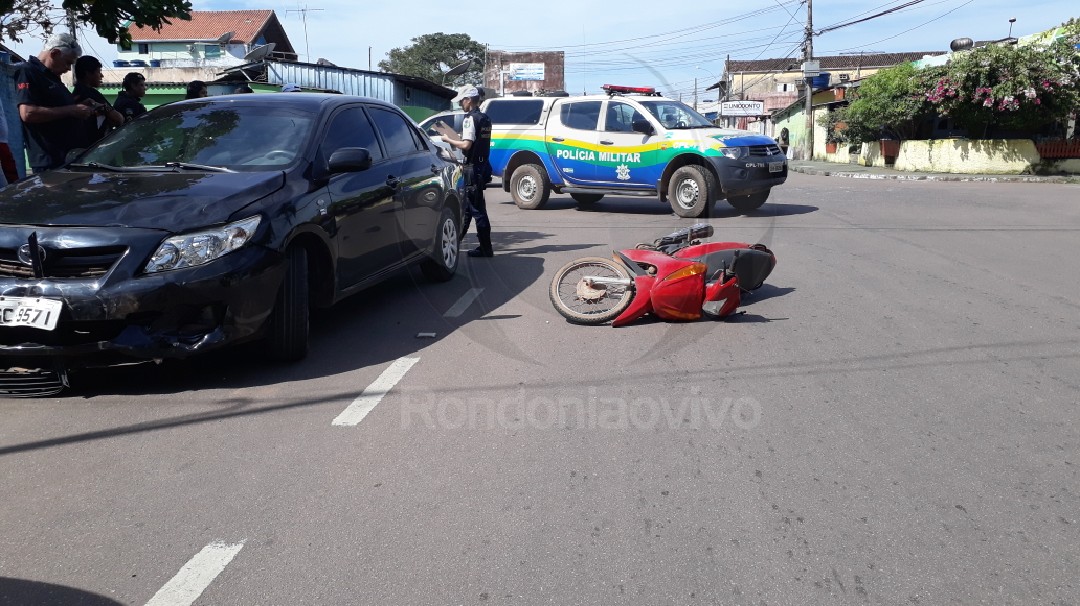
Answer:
600, 140, 614, 145
551, 137, 565, 142
386, 176, 401, 188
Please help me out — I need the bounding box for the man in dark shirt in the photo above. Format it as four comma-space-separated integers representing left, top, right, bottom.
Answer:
114, 72, 148, 121
14, 32, 96, 173
71, 56, 124, 147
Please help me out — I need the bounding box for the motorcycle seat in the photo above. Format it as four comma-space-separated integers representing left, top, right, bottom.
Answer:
692, 248, 775, 290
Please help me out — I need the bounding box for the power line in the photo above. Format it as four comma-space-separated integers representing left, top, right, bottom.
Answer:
817, 0, 927, 35
824, 0, 976, 53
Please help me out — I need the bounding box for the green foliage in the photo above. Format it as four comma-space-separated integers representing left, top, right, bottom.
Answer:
925, 19, 1080, 136
378, 32, 487, 86
1, 0, 191, 45
817, 107, 849, 144
841, 62, 938, 143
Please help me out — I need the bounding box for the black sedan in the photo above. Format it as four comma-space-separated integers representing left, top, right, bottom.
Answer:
0, 94, 464, 394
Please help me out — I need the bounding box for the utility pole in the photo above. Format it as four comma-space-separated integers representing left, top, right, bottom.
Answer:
693, 77, 698, 112
803, 0, 814, 160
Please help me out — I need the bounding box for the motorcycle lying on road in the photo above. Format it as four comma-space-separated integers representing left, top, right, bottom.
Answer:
549, 224, 776, 326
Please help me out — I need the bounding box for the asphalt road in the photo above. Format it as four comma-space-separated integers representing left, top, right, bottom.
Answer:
2, 173, 1078, 605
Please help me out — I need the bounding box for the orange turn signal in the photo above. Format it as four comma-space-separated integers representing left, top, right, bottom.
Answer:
663, 262, 707, 282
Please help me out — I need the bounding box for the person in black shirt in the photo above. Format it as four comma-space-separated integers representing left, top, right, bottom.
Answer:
14, 32, 97, 173
114, 72, 148, 122
71, 56, 124, 147
185, 80, 208, 99
441, 86, 494, 257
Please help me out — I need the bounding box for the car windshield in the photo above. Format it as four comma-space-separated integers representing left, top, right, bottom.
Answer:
638, 100, 715, 129
78, 103, 316, 172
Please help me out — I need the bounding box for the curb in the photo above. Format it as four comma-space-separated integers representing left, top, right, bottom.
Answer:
789, 165, 1080, 184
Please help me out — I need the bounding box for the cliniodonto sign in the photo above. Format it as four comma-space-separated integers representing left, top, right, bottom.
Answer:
720, 100, 765, 117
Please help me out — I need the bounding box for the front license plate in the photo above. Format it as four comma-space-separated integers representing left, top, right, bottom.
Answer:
0, 297, 63, 331
769, 161, 785, 173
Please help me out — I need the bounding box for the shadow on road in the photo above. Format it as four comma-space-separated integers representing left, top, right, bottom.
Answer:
0, 577, 125, 606
498, 196, 818, 219
54, 231, 599, 398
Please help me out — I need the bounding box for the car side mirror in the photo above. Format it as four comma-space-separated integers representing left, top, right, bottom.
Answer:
632, 120, 654, 135
327, 147, 372, 173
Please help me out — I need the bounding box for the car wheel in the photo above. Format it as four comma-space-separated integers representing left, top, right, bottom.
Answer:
727, 190, 770, 213
667, 165, 715, 218
421, 207, 459, 282
570, 193, 604, 205
510, 164, 550, 210
267, 246, 310, 362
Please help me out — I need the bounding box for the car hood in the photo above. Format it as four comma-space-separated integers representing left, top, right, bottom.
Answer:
704, 129, 778, 147
0, 169, 286, 230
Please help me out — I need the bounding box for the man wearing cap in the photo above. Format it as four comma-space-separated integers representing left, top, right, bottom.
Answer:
13, 32, 97, 173
441, 86, 494, 257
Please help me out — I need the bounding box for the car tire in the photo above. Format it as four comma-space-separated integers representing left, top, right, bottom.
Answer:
667, 165, 715, 218
727, 190, 770, 213
421, 207, 459, 282
510, 164, 550, 210
267, 246, 310, 362
570, 193, 604, 205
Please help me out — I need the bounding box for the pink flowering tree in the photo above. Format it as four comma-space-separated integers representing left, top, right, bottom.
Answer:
927, 18, 1080, 137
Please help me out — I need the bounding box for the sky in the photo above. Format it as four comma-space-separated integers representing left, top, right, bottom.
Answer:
6, 0, 1078, 100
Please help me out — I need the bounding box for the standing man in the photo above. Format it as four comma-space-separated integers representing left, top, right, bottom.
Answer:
71, 56, 124, 146
114, 72, 147, 121
441, 87, 494, 257
14, 32, 96, 174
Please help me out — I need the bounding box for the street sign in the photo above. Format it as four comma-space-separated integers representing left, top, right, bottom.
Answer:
720, 100, 765, 117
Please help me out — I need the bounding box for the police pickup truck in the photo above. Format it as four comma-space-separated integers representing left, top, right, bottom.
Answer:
482, 85, 787, 217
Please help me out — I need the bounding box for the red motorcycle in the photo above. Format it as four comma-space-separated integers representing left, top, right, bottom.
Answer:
549, 224, 776, 326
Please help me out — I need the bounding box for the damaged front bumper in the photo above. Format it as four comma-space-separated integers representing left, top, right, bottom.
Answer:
0, 246, 284, 368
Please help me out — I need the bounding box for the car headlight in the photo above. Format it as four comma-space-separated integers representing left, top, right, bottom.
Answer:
144, 215, 262, 273
717, 146, 748, 160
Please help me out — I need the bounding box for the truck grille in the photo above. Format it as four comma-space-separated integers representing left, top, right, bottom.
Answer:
0, 246, 127, 279
748, 144, 783, 157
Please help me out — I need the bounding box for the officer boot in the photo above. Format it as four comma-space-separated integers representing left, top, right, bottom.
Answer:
469, 225, 493, 257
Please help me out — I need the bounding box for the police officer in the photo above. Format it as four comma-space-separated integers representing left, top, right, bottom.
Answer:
114, 72, 148, 121
442, 86, 494, 257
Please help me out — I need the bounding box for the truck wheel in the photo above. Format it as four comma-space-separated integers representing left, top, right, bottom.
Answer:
510, 164, 550, 210
667, 165, 715, 218
570, 193, 604, 205
727, 190, 770, 213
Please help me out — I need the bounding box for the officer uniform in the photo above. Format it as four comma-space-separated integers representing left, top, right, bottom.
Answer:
13, 56, 82, 172
459, 93, 494, 257
114, 90, 147, 122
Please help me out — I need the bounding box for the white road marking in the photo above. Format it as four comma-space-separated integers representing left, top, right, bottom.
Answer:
144, 541, 244, 606
444, 288, 483, 318
332, 357, 420, 427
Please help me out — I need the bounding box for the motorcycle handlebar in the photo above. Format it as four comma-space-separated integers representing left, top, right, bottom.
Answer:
656, 223, 713, 246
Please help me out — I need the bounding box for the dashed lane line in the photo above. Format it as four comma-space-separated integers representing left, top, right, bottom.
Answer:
332, 357, 420, 427
444, 288, 483, 318
144, 541, 244, 606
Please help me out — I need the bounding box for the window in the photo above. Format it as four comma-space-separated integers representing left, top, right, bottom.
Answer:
138, 43, 149, 55
319, 107, 383, 166
486, 99, 544, 125
605, 102, 645, 132
559, 101, 602, 131
368, 106, 423, 158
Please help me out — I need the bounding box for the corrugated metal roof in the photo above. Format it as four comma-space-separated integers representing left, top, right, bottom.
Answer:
129, 10, 274, 44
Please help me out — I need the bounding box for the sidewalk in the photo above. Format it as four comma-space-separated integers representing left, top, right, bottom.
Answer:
789, 160, 1080, 184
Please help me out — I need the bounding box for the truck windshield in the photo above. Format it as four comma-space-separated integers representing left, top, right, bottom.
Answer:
638, 101, 714, 129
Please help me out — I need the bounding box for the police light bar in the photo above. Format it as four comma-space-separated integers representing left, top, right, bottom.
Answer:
602, 84, 657, 95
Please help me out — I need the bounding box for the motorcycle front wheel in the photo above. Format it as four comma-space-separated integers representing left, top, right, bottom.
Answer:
549, 257, 634, 325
